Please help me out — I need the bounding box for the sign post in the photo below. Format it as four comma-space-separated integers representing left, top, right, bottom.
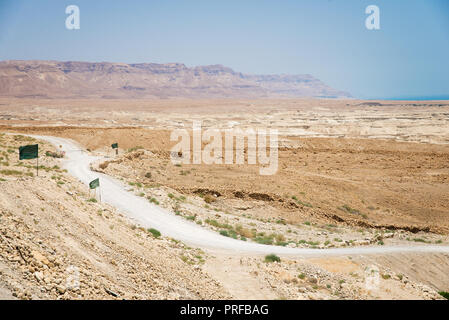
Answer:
19, 144, 39, 176
111, 143, 118, 156
89, 178, 100, 202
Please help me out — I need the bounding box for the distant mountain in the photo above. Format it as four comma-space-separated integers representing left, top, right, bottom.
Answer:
0, 60, 351, 99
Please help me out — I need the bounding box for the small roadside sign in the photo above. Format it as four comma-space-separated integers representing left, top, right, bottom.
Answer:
89, 178, 100, 189
19, 144, 39, 176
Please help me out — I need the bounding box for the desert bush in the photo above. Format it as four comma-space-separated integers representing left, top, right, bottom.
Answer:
128, 146, 144, 152
412, 238, 428, 243
338, 204, 360, 215
129, 182, 143, 188
205, 219, 232, 230
13, 135, 34, 142
147, 228, 161, 238
45, 151, 64, 158
293, 197, 313, 207
219, 230, 229, 237
235, 225, 254, 238
218, 229, 237, 238
264, 254, 280, 263
228, 230, 238, 239
204, 194, 216, 204
0, 169, 22, 176
255, 236, 274, 245
275, 234, 286, 243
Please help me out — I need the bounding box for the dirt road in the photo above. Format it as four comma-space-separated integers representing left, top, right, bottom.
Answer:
33, 134, 449, 257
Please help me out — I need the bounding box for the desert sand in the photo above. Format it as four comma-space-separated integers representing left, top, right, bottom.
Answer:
1, 98, 449, 299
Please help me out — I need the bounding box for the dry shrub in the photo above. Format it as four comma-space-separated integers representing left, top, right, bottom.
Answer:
275, 234, 286, 243
99, 161, 109, 170
235, 225, 254, 238
204, 194, 216, 204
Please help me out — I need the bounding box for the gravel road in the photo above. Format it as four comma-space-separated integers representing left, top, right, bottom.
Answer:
34, 135, 449, 257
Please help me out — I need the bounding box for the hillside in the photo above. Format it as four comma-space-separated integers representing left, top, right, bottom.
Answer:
0, 134, 230, 299
0, 60, 351, 99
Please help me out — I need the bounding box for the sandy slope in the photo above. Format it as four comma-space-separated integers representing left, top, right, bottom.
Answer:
0, 133, 231, 299
33, 134, 449, 257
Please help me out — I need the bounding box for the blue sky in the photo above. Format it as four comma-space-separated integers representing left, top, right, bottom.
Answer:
0, 0, 448, 99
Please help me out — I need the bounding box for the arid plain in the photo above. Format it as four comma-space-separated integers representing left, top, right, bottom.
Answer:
1, 98, 449, 300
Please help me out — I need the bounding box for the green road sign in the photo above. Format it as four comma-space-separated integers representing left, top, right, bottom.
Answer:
89, 178, 100, 189
19, 144, 38, 160
111, 143, 118, 149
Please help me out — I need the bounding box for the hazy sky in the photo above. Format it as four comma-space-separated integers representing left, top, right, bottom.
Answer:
0, 0, 448, 99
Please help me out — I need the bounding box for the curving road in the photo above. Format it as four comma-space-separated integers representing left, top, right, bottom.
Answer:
32, 134, 449, 257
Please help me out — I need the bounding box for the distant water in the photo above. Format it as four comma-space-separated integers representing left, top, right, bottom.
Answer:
374, 95, 449, 101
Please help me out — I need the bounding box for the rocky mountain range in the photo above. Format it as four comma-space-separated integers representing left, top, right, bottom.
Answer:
0, 60, 351, 99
